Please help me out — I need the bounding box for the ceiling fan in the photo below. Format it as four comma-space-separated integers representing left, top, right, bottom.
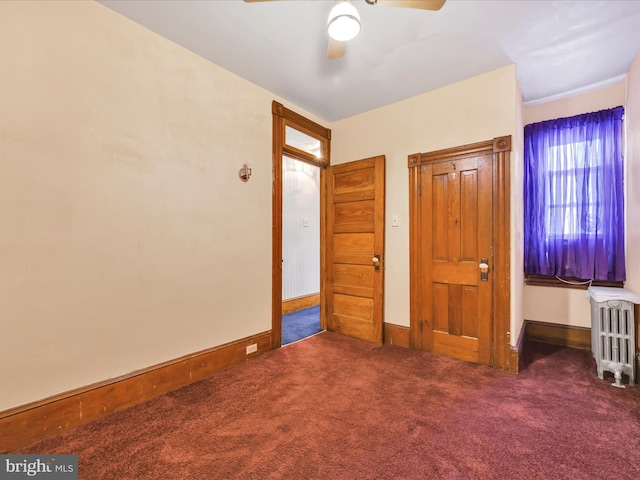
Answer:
244, 0, 446, 59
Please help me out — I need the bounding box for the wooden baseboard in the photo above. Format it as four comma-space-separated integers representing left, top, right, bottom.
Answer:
508, 347, 519, 373
384, 323, 518, 372
384, 323, 410, 348
507, 323, 526, 373
525, 320, 591, 350
282, 293, 320, 315
0, 331, 272, 453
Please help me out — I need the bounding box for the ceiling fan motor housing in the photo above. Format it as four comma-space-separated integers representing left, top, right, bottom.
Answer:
327, 1, 361, 42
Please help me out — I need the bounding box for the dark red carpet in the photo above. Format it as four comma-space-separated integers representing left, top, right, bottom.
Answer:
20, 333, 640, 479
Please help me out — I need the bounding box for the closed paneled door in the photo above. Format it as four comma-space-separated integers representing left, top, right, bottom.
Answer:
420, 154, 493, 365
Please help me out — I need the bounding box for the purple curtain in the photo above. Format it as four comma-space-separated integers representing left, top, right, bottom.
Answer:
524, 106, 625, 281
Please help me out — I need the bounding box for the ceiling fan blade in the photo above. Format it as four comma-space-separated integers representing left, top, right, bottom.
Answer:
368, 0, 446, 10
327, 38, 346, 60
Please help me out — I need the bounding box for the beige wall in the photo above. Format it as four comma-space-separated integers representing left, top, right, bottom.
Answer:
524, 82, 626, 125
522, 82, 626, 328
626, 49, 640, 295
0, 1, 307, 411
330, 65, 522, 344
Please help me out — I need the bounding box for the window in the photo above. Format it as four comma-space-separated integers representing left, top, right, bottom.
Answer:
285, 126, 323, 159
524, 106, 625, 285
546, 140, 603, 237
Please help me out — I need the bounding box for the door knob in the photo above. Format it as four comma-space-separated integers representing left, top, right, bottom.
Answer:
479, 258, 489, 281
372, 256, 380, 263
373, 254, 381, 272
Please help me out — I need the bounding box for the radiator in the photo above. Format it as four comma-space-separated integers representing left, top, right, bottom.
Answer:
588, 287, 639, 387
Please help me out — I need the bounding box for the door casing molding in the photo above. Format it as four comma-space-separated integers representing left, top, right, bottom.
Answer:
408, 136, 512, 370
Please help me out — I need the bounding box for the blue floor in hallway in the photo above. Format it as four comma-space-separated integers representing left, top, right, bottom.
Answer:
282, 305, 322, 345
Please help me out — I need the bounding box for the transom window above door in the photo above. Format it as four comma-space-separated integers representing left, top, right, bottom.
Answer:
282, 121, 329, 168
285, 126, 323, 158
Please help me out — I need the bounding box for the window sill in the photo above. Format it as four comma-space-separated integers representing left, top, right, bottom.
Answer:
524, 275, 624, 290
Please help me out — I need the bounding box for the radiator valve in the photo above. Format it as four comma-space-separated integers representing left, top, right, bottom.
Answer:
612, 365, 626, 389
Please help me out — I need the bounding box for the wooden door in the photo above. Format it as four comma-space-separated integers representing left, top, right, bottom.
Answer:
326, 156, 385, 344
419, 153, 493, 365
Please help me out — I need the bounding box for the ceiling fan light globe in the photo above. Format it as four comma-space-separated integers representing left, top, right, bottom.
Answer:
327, 2, 361, 42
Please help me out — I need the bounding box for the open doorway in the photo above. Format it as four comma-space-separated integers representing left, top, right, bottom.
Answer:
282, 156, 322, 344
272, 102, 386, 348
271, 101, 331, 349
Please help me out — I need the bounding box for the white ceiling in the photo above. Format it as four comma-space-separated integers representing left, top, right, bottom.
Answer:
99, 0, 640, 122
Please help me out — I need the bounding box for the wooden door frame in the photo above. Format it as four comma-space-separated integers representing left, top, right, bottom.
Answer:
272, 101, 331, 349
408, 136, 513, 370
